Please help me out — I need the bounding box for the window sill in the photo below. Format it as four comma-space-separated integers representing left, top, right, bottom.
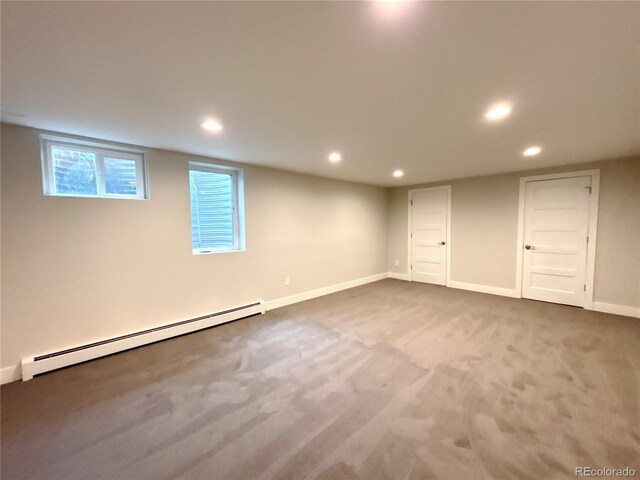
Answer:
192, 248, 246, 256
44, 192, 148, 200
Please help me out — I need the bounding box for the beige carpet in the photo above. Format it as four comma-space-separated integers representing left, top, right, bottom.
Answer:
2, 279, 639, 479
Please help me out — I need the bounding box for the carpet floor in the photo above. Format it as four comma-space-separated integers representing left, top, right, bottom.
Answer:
2, 279, 639, 479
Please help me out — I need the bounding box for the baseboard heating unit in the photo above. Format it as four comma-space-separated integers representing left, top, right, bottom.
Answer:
21, 301, 264, 381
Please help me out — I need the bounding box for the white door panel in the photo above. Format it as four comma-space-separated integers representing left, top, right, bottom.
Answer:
522, 176, 591, 307
410, 188, 448, 285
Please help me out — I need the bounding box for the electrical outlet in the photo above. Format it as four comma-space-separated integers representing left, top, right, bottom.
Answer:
284, 277, 290, 286
394, 259, 400, 266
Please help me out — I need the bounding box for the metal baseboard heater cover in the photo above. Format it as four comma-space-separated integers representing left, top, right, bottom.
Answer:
21, 301, 264, 381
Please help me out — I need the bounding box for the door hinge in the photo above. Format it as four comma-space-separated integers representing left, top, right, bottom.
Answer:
584, 284, 587, 292
410, 200, 413, 206
586, 236, 589, 244
411, 233, 413, 238
411, 265, 413, 270
585, 186, 592, 194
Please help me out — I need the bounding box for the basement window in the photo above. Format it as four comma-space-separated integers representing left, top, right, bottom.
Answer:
189, 162, 245, 254
41, 135, 148, 199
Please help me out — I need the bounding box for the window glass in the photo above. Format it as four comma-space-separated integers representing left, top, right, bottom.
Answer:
41, 136, 147, 199
190, 169, 235, 250
105, 157, 138, 195
188, 163, 244, 254
52, 146, 98, 196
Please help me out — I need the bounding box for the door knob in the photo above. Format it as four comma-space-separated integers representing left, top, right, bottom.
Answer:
440, 241, 446, 245
525, 244, 531, 250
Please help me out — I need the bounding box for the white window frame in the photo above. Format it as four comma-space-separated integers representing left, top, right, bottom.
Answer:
189, 162, 245, 255
40, 135, 148, 200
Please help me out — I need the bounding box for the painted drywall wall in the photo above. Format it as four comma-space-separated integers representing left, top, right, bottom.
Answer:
388, 157, 640, 309
1, 124, 389, 370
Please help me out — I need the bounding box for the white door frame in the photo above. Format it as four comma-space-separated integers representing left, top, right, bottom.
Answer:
515, 169, 600, 309
407, 185, 452, 285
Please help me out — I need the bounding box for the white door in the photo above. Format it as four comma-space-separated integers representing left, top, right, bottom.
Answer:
410, 187, 449, 285
522, 176, 591, 307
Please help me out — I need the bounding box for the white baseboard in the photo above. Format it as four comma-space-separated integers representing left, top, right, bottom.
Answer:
1, 364, 21, 385
448, 280, 519, 298
5, 276, 631, 385
447, 282, 639, 317
388, 271, 410, 281
265, 273, 388, 311
12, 301, 264, 383
592, 301, 640, 318
5, 276, 389, 383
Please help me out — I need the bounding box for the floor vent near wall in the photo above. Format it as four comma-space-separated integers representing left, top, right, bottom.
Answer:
21, 301, 264, 381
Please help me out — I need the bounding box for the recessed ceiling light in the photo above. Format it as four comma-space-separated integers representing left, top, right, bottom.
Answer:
328, 152, 342, 163
372, 0, 411, 21
393, 170, 404, 178
201, 119, 223, 133
484, 103, 512, 122
523, 146, 542, 157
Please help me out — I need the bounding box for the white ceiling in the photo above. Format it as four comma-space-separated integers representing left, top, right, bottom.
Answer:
2, 1, 639, 186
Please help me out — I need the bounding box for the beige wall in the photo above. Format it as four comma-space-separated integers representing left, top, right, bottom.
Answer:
2, 122, 638, 372
1, 124, 389, 369
388, 157, 640, 308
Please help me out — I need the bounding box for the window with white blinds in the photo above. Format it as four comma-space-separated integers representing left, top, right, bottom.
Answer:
40, 135, 147, 199
189, 163, 245, 254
